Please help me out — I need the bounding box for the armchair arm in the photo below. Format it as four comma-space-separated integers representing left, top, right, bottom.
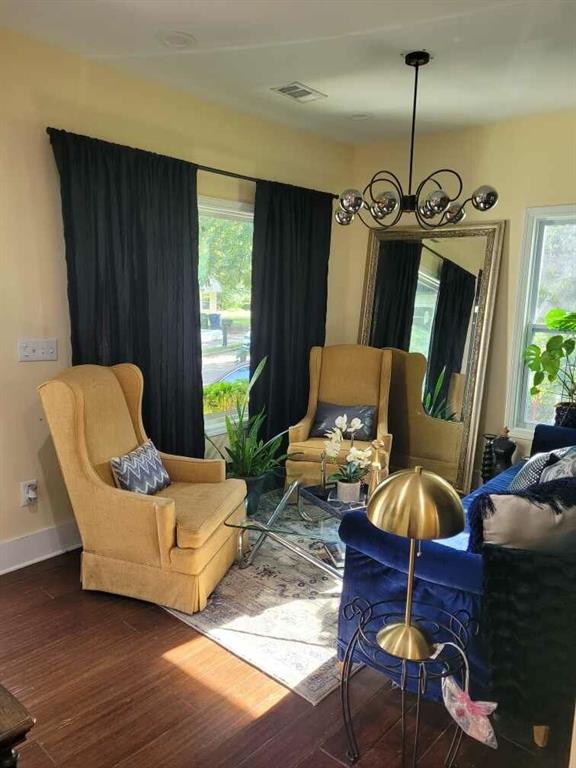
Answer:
289, 415, 314, 445
82, 484, 176, 569
160, 453, 226, 483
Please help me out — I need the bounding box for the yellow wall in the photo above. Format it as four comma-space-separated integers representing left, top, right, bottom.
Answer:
0, 27, 353, 545
346, 109, 576, 458
2, 24, 575, 550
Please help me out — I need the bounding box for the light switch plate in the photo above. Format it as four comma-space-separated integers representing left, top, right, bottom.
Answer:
18, 339, 58, 362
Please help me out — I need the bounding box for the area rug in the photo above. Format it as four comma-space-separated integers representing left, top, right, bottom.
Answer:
166, 491, 349, 705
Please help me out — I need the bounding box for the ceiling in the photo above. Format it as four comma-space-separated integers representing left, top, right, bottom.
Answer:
1, 0, 575, 142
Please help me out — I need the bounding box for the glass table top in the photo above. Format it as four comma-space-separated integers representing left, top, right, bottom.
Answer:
224, 482, 368, 573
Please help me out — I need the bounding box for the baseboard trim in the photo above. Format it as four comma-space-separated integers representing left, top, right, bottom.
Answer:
0, 520, 81, 575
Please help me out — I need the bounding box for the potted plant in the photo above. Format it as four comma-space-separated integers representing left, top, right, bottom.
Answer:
524, 308, 576, 427
206, 357, 288, 515
323, 416, 372, 502
423, 367, 459, 422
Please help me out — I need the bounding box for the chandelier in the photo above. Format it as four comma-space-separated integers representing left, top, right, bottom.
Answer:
335, 51, 498, 230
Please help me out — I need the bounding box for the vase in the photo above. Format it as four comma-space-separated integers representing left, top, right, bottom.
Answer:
492, 429, 516, 475
555, 402, 576, 429
337, 480, 361, 503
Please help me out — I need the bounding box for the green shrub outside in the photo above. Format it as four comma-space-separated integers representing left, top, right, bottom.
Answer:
203, 380, 249, 414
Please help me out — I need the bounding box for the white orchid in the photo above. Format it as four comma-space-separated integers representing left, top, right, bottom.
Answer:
323, 436, 342, 460
348, 417, 364, 434
346, 446, 372, 468
334, 414, 348, 432
324, 426, 343, 441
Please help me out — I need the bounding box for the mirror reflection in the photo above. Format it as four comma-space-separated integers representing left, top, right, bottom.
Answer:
360, 225, 503, 491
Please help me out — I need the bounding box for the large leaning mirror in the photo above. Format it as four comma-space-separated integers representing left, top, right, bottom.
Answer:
359, 222, 505, 493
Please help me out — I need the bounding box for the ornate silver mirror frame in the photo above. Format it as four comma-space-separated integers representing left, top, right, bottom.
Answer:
358, 221, 505, 492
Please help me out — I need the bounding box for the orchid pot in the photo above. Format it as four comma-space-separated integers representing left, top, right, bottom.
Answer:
337, 480, 361, 503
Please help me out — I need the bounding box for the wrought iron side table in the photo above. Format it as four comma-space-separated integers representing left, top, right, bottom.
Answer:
340, 598, 472, 767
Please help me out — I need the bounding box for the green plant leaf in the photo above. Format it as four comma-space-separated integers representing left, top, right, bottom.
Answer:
546, 334, 565, 351
545, 308, 576, 332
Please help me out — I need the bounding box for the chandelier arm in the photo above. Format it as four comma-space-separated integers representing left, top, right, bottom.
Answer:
435, 197, 473, 227
356, 209, 386, 230
413, 208, 443, 230
415, 168, 463, 205
374, 203, 405, 229
413, 196, 472, 229
366, 171, 404, 203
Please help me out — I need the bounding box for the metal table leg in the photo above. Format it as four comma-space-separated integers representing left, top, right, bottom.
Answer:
241, 481, 299, 567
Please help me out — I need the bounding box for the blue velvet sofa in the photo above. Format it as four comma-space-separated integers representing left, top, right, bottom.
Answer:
337, 423, 576, 701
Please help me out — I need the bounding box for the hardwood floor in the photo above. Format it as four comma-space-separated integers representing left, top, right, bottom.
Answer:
0, 552, 570, 768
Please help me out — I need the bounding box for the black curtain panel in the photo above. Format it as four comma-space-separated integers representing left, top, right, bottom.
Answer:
369, 240, 422, 350
249, 180, 333, 440
426, 259, 476, 402
48, 128, 205, 457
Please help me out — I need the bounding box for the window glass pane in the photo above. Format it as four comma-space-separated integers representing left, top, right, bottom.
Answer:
523, 328, 559, 426
534, 222, 576, 323
409, 273, 439, 357
199, 213, 253, 421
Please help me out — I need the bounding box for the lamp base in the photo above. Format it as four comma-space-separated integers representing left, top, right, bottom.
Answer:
376, 622, 434, 661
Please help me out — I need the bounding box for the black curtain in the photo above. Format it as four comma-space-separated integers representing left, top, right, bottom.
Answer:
48, 128, 204, 457
369, 240, 422, 350
426, 259, 476, 402
249, 181, 333, 441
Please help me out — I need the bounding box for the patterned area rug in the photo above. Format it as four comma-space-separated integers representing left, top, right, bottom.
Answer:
166, 490, 349, 705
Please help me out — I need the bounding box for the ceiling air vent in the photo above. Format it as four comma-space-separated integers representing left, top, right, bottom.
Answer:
271, 82, 327, 103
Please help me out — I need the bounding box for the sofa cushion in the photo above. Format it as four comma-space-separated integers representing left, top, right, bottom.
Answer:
468, 478, 576, 553
309, 402, 377, 441
481, 493, 576, 552
110, 440, 171, 495
508, 447, 571, 491
540, 446, 576, 482
157, 479, 246, 549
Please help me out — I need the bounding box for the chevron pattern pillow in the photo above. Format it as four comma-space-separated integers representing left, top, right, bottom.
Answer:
110, 440, 171, 495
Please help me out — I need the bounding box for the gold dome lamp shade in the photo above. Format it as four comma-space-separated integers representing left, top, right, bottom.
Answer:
366, 466, 464, 661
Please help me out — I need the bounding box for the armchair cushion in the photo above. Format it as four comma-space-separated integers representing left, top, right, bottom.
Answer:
158, 478, 246, 549
309, 402, 377, 441
110, 440, 171, 495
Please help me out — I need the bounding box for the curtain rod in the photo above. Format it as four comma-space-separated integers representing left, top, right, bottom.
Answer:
45, 127, 338, 200
196, 163, 339, 200
422, 243, 446, 261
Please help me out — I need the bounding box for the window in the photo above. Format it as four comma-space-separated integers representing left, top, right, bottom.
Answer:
507, 205, 576, 436
409, 270, 439, 357
198, 197, 253, 432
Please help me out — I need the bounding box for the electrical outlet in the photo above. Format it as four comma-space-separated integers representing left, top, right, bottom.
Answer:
18, 339, 58, 362
20, 480, 38, 507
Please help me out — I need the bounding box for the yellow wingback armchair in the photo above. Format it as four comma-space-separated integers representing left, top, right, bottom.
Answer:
286, 345, 393, 488
386, 348, 463, 485
38, 363, 246, 614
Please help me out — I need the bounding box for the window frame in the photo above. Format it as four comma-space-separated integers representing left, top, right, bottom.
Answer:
505, 204, 576, 439
197, 195, 254, 437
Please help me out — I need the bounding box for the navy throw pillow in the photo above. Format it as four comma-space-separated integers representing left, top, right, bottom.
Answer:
110, 440, 171, 495
309, 402, 377, 441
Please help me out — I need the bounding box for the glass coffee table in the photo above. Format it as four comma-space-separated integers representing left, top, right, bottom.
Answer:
224, 481, 367, 580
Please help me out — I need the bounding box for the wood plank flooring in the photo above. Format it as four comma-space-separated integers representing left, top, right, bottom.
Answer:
0, 552, 570, 768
